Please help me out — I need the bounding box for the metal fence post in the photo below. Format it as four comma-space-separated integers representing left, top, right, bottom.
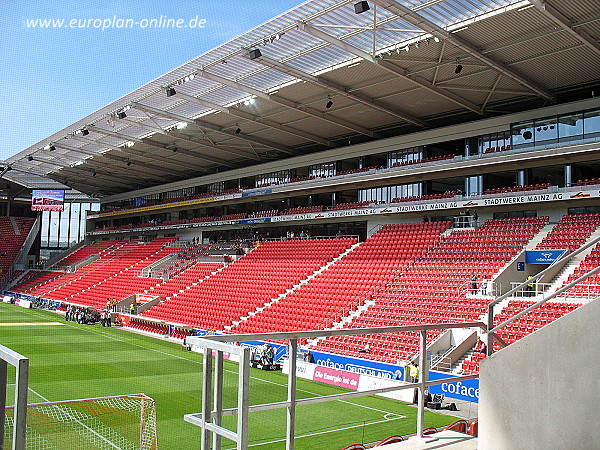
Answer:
416, 329, 427, 438
0, 359, 7, 449
286, 339, 298, 450
237, 347, 250, 450
201, 346, 213, 450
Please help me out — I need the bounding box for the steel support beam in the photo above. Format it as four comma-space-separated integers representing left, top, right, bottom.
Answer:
68, 135, 211, 174
54, 142, 186, 178
248, 52, 428, 128
50, 175, 122, 195
87, 125, 233, 169
416, 330, 428, 439
528, 0, 600, 56
371, 0, 555, 101
116, 119, 242, 168
237, 347, 251, 450
0, 345, 29, 450
297, 21, 484, 115
0, 360, 6, 448
196, 69, 381, 138
212, 351, 224, 450
200, 344, 213, 450
131, 101, 295, 157
175, 92, 337, 147
286, 339, 298, 450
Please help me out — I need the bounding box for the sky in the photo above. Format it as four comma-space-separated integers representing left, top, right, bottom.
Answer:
0, 1, 305, 161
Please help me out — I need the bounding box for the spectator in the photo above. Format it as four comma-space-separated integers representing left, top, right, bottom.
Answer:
303, 351, 315, 363
408, 363, 419, 382
470, 274, 478, 293
480, 278, 488, 295
474, 338, 487, 355
526, 275, 536, 296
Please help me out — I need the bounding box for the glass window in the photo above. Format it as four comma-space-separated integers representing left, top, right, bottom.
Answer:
511, 121, 535, 150
364, 183, 422, 201
558, 113, 583, 142
584, 109, 600, 139
48, 211, 60, 247
40, 210, 50, 247
206, 181, 224, 194
465, 175, 482, 196
69, 202, 81, 245
255, 170, 290, 187
59, 205, 71, 247
388, 146, 425, 166
534, 117, 558, 145
309, 162, 335, 177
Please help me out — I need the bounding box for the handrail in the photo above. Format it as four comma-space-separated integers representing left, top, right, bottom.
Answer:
14, 217, 41, 270
489, 265, 600, 336
0, 344, 29, 449
485, 233, 600, 355
262, 235, 360, 241
0, 216, 41, 291
185, 320, 486, 449
488, 233, 600, 309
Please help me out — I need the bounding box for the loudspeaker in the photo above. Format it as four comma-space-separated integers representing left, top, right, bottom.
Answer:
248, 49, 262, 60
354, 1, 370, 14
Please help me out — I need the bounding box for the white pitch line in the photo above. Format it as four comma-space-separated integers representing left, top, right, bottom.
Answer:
27, 387, 122, 449
25, 309, 407, 417
224, 416, 405, 449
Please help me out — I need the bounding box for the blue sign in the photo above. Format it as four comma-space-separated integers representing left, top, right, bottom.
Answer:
310, 350, 404, 380
517, 262, 525, 271
308, 350, 479, 401
240, 218, 272, 224
242, 189, 272, 197
428, 371, 479, 403
525, 249, 566, 264
185, 337, 480, 402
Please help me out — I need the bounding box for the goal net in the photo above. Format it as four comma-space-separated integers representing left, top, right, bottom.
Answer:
3, 394, 158, 449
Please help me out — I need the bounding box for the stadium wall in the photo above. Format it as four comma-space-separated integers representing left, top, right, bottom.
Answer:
478, 298, 600, 449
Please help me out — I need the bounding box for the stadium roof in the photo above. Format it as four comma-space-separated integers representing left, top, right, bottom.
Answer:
0, 161, 95, 201
6, 0, 600, 197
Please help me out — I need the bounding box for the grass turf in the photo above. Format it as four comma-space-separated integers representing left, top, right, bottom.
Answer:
1, 302, 459, 449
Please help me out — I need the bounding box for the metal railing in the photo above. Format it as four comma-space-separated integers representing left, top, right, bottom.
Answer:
508, 281, 600, 301
485, 233, 600, 356
185, 321, 485, 450
0, 344, 29, 450
0, 216, 41, 291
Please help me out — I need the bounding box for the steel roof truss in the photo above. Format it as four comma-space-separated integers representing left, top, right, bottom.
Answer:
86, 125, 230, 170
174, 92, 336, 147
528, 0, 600, 56
246, 52, 428, 128
297, 20, 484, 115
196, 68, 381, 138
130, 102, 283, 158
371, 0, 555, 101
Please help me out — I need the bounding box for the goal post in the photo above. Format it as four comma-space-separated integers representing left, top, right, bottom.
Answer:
3, 393, 158, 449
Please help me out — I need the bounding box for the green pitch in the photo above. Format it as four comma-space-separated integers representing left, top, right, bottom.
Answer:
1, 303, 459, 449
